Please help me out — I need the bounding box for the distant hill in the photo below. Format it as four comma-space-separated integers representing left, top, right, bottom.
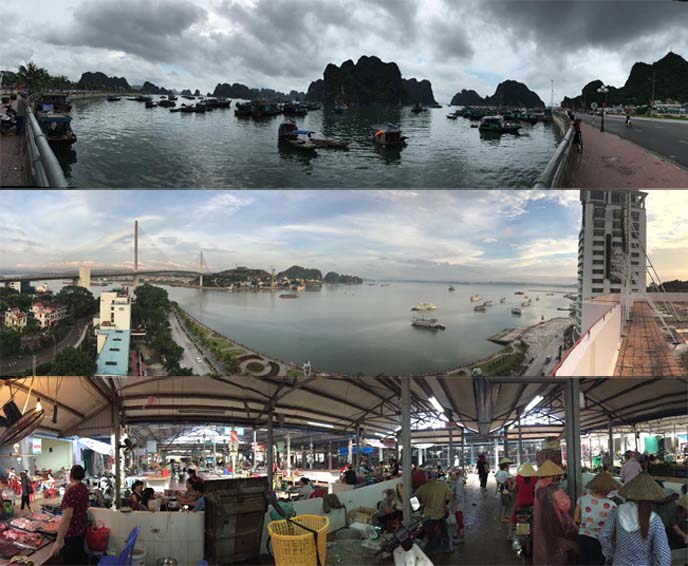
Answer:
305, 55, 436, 106
212, 82, 305, 101
277, 266, 322, 280
323, 272, 363, 285
77, 72, 130, 91
180, 89, 192, 96
141, 81, 172, 95
450, 80, 544, 108
450, 89, 486, 106
648, 280, 688, 292
563, 51, 688, 108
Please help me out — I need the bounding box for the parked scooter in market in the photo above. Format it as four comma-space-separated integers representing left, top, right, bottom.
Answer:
377, 497, 434, 566
511, 505, 534, 562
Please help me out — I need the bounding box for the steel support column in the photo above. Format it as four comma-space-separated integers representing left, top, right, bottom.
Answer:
517, 412, 524, 465
448, 427, 454, 469
460, 430, 465, 468
608, 418, 613, 462
267, 400, 274, 489
401, 379, 412, 525
563, 379, 582, 508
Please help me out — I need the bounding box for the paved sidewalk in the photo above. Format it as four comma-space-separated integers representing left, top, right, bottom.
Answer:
0, 99, 29, 187
568, 122, 688, 188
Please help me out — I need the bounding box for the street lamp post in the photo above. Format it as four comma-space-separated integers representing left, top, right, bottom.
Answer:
597, 85, 609, 132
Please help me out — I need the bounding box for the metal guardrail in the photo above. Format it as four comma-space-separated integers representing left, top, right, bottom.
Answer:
24, 106, 69, 188
532, 112, 574, 189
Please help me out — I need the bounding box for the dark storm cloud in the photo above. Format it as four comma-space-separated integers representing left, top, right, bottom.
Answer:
46, 0, 206, 63
479, 0, 688, 52
208, 0, 360, 80
429, 16, 474, 59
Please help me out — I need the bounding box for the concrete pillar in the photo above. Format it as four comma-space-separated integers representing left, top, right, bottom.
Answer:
418, 447, 423, 466
517, 413, 524, 465
113, 393, 121, 508
494, 437, 499, 469
267, 400, 274, 489
470, 444, 474, 467
608, 418, 614, 462
379, 445, 383, 463
401, 378, 412, 526
503, 431, 509, 460
563, 379, 582, 508
287, 432, 291, 476
328, 441, 332, 470
448, 428, 454, 469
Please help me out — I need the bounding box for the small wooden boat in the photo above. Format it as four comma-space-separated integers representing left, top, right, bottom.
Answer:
512, 307, 522, 316
370, 123, 407, 147
479, 115, 520, 134
107, 96, 122, 102
474, 305, 487, 312
279, 293, 298, 299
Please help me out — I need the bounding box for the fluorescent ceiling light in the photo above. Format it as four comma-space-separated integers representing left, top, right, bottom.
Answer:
307, 421, 334, 429
524, 395, 544, 415
394, 426, 402, 432
428, 396, 444, 414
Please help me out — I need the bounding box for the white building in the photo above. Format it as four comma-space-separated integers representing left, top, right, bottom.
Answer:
4, 307, 28, 330
576, 190, 647, 333
31, 302, 69, 329
94, 290, 132, 354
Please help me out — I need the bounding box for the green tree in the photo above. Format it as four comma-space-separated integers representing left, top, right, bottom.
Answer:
0, 330, 21, 357
16, 61, 49, 91
56, 285, 97, 320
0, 288, 32, 311
52, 347, 96, 376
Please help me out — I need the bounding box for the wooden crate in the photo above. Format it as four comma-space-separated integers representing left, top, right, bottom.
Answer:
348, 506, 378, 525
204, 477, 269, 564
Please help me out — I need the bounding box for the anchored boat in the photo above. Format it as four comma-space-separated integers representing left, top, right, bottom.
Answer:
511, 307, 522, 316
474, 305, 487, 312
470, 294, 481, 302
448, 286, 456, 292
35, 94, 77, 144
370, 124, 408, 147
479, 115, 521, 134
500, 298, 507, 303
411, 302, 437, 311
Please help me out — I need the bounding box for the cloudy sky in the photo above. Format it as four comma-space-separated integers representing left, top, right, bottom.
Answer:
2, 190, 686, 284
3, 0, 687, 103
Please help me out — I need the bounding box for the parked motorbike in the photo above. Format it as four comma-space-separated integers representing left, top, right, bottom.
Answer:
0, 107, 17, 135
512, 505, 534, 561
377, 497, 434, 565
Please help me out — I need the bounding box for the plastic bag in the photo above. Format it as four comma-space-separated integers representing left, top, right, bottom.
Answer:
86, 521, 111, 552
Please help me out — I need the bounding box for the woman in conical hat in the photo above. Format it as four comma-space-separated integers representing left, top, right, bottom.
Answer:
508, 463, 537, 541
533, 460, 578, 564
598, 472, 671, 565
574, 471, 621, 565
496, 457, 515, 522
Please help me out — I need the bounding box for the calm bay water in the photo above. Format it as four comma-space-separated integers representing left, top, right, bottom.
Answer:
56, 97, 560, 188
162, 281, 575, 375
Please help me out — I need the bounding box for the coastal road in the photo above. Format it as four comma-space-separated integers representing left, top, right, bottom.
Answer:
579, 114, 688, 170
0, 319, 89, 376
168, 311, 213, 375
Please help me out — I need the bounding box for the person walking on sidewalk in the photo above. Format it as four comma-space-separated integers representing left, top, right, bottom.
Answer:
15, 92, 29, 135
574, 118, 583, 152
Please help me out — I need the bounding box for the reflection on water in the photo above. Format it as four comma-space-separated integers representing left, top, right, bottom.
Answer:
61, 97, 559, 188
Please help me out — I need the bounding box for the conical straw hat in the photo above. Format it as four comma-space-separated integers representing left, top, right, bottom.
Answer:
517, 463, 536, 477
537, 459, 565, 477
618, 472, 667, 502
586, 471, 621, 493
499, 457, 513, 465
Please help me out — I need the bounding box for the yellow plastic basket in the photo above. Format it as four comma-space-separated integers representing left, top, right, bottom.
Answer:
268, 514, 330, 566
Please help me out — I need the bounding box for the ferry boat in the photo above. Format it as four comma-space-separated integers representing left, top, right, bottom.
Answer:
511, 307, 522, 315
411, 302, 437, 311
470, 294, 481, 302
411, 317, 446, 330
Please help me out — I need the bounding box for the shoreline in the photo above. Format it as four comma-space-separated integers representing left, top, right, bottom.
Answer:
171, 301, 571, 378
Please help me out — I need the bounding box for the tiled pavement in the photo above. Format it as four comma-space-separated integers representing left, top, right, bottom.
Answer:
614, 302, 685, 376
568, 122, 688, 188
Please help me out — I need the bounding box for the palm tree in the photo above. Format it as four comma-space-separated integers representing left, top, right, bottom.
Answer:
16, 61, 49, 92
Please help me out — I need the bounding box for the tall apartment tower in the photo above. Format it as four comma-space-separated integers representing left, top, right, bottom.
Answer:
576, 190, 647, 333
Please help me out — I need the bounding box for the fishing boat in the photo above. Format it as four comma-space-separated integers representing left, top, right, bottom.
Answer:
474, 305, 487, 312
511, 307, 522, 316
107, 96, 122, 102
277, 121, 317, 151
35, 95, 77, 144
499, 298, 507, 303
411, 302, 437, 311
521, 301, 530, 307
283, 103, 308, 117
370, 124, 408, 147
447, 112, 459, 120
158, 99, 176, 108
411, 102, 426, 114
479, 115, 521, 134
448, 286, 456, 292
279, 293, 298, 299
514, 291, 524, 295
470, 294, 481, 302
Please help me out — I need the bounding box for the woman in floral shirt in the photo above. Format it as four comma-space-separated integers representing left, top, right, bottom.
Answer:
52, 465, 90, 565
